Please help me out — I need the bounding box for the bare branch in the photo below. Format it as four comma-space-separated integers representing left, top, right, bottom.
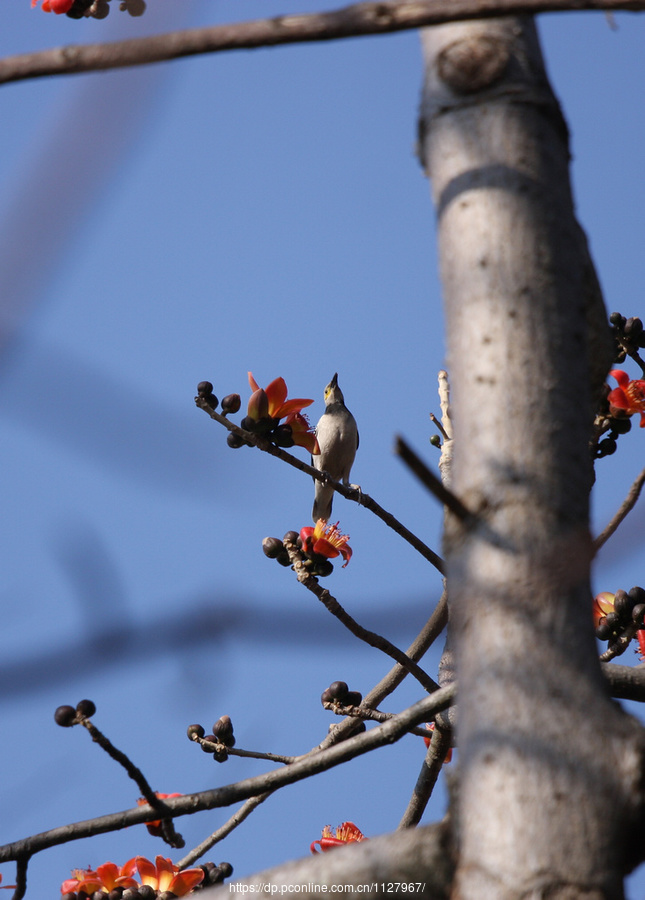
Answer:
0, 685, 455, 864
2, 0, 644, 86
178, 795, 270, 869
283, 537, 440, 693
196, 397, 445, 573
395, 435, 474, 522
398, 722, 452, 829
593, 465, 645, 552
601, 662, 645, 701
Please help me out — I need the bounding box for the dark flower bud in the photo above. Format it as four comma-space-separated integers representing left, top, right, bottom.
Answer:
221, 393, 242, 415
598, 437, 617, 456
272, 424, 295, 448
604, 612, 620, 630
92, 892, 108, 900
613, 590, 634, 619
595, 619, 612, 641
610, 417, 632, 435
276, 551, 292, 567
212, 715, 234, 744
283, 531, 299, 545
345, 691, 363, 707
625, 317, 643, 336
240, 415, 258, 432
430, 434, 442, 448
227, 432, 246, 449
197, 381, 218, 408
122, 0, 146, 14
263, 537, 284, 559
54, 705, 77, 727
202, 735, 217, 751
313, 559, 334, 577
138, 888, 155, 900
187, 723, 205, 741
609, 312, 626, 327
327, 681, 349, 701
628, 586, 645, 606
122, 891, 142, 900
632, 604, 645, 626
213, 748, 229, 763
76, 699, 96, 717
206, 862, 233, 883
108, 891, 125, 900
62, 894, 78, 900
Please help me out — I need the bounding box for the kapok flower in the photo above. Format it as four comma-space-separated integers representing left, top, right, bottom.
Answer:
283, 411, 319, 454
310, 822, 366, 853
135, 855, 205, 896
247, 373, 313, 422
300, 519, 352, 567
608, 370, 645, 427
638, 630, 645, 662
592, 591, 616, 629
60, 860, 139, 895
31, 0, 74, 12
137, 791, 183, 837
423, 723, 453, 763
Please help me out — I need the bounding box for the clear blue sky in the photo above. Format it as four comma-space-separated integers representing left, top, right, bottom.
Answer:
1, 2, 645, 896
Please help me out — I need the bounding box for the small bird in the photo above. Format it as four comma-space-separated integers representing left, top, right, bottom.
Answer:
312, 373, 359, 523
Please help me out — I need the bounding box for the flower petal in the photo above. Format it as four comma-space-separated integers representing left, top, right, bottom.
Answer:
168, 867, 206, 896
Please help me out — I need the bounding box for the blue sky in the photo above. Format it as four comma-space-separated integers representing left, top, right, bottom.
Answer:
1, 2, 645, 896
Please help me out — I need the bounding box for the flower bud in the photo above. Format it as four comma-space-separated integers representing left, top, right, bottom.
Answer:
327, 681, 349, 701
628, 586, 645, 606
201, 735, 217, 751
632, 604, 645, 626
54, 705, 77, 727
227, 432, 245, 449
187, 723, 205, 741
221, 394, 242, 415
263, 537, 284, 559
345, 691, 363, 707
283, 531, 299, 545
272, 424, 295, 447
76, 699, 96, 717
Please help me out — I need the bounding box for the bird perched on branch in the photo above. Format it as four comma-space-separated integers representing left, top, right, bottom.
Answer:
312, 373, 359, 523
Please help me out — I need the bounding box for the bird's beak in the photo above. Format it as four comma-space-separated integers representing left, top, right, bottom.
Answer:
330, 373, 338, 387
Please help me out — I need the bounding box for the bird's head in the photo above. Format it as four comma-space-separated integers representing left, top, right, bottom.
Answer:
324, 373, 344, 406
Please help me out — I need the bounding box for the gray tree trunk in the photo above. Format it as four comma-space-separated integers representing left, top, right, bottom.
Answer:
418, 15, 645, 899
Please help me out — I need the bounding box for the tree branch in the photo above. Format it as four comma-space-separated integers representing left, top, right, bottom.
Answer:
2, 0, 642, 87
196, 397, 445, 573
593, 465, 645, 552
0, 685, 455, 864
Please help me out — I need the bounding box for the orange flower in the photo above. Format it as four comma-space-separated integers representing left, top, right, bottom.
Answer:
608, 370, 645, 427
300, 520, 352, 567
135, 855, 205, 896
592, 591, 616, 628
137, 792, 183, 837
283, 411, 319, 454
61, 860, 138, 895
638, 630, 645, 661
247, 373, 313, 422
310, 822, 366, 853
31, 0, 74, 11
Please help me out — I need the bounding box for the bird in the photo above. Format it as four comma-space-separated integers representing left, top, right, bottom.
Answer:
312, 373, 359, 523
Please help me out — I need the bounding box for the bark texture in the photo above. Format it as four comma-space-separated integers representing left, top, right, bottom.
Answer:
419, 17, 645, 899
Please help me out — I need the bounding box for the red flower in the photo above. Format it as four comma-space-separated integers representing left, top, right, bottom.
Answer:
135, 855, 205, 896
31, 0, 74, 12
608, 370, 645, 427
0, 874, 17, 890
300, 519, 352, 567
137, 792, 183, 837
283, 411, 319, 454
247, 373, 313, 422
61, 860, 139, 895
637, 630, 645, 662
310, 822, 366, 853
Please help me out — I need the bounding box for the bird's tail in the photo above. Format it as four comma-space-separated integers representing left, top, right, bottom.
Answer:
312, 482, 334, 524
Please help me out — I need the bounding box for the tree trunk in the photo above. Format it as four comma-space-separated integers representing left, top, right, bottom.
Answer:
418, 16, 645, 899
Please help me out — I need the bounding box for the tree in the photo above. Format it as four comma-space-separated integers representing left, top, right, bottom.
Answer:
1, 2, 645, 898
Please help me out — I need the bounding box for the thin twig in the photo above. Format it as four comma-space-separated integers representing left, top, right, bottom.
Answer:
9, 856, 27, 900
2, 0, 645, 86
397, 723, 452, 829
395, 436, 474, 522
177, 795, 271, 869
191, 734, 296, 765
593, 465, 645, 552
197, 397, 445, 573
79, 716, 184, 848
323, 701, 435, 738
283, 540, 439, 693
0, 684, 455, 864
318, 588, 448, 750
